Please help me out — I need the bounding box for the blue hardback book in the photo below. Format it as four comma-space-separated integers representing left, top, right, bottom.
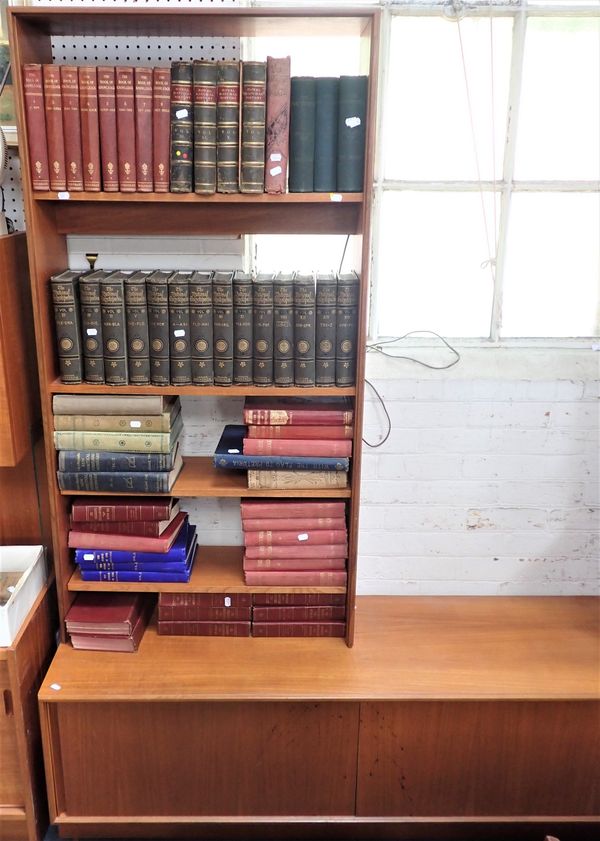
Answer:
75, 520, 194, 565
58, 445, 183, 493
58, 448, 178, 473
213, 425, 349, 472
78, 526, 197, 582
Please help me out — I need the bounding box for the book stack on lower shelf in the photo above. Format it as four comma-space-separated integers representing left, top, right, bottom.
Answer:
157, 593, 252, 637
252, 593, 347, 638
64, 592, 153, 652
241, 500, 348, 591
68, 497, 197, 583
53, 394, 184, 492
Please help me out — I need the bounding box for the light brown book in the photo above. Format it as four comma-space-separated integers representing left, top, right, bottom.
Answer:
247, 469, 348, 490
53, 402, 179, 433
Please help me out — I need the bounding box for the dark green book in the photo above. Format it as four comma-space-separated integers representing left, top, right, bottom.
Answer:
233, 270, 253, 385
212, 270, 234, 385
217, 61, 240, 193
252, 272, 274, 386
335, 270, 360, 387
293, 272, 316, 387
79, 270, 109, 385
193, 60, 217, 195
337, 75, 368, 192
168, 271, 192, 385
240, 61, 267, 194
146, 270, 172, 386
315, 271, 337, 386
314, 78, 339, 192
273, 271, 295, 387
289, 77, 316, 192
189, 270, 214, 385
50, 270, 84, 384
124, 271, 151, 386
170, 61, 193, 193
100, 272, 128, 386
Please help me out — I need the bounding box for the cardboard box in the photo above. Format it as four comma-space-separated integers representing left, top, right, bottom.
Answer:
0, 545, 47, 646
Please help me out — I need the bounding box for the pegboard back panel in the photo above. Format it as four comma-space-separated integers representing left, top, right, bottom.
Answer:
3, 149, 25, 232
50, 36, 239, 66
31, 0, 243, 6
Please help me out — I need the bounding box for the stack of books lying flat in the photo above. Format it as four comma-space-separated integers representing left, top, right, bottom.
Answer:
53, 394, 184, 493
213, 397, 353, 490
252, 593, 347, 638
240, 499, 348, 596
64, 592, 153, 652
157, 593, 252, 637
69, 497, 197, 583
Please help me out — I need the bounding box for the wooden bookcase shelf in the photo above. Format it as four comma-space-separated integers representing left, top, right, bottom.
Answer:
49, 379, 356, 397
34, 191, 363, 203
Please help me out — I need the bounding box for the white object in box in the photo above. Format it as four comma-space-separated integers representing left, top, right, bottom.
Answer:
0, 545, 47, 646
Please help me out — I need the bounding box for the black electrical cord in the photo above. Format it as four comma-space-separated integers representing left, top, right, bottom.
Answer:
367, 331, 461, 370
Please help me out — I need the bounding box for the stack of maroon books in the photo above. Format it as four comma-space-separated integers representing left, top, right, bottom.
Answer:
65, 592, 152, 652
251, 593, 346, 638
157, 594, 252, 637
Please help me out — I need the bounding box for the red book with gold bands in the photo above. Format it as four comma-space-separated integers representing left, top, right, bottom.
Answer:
22, 64, 50, 191
60, 66, 84, 191
153, 67, 171, 192
115, 66, 136, 192
78, 66, 101, 191
42, 64, 66, 191
134, 66, 153, 191
265, 56, 291, 195
97, 66, 119, 191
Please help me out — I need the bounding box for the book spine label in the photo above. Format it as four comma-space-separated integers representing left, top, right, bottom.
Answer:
55, 429, 173, 453
246, 469, 348, 490
243, 407, 354, 426
216, 61, 240, 193
75, 521, 165, 537
158, 605, 251, 621
252, 276, 274, 385
314, 78, 339, 192
216, 450, 348, 472
244, 544, 347, 561
240, 61, 266, 194
59, 66, 84, 191
316, 273, 338, 385
59, 450, 174, 473
243, 557, 346, 572
244, 570, 347, 586
253, 592, 346, 606
336, 272, 360, 386
247, 425, 353, 440
243, 439, 351, 458
134, 67, 153, 191
294, 274, 316, 386
159, 593, 253, 608
73, 538, 189, 563
124, 278, 151, 385
253, 606, 345, 622
55, 410, 171, 432
233, 275, 253, 385
152, 68, 171, 192
273, 276, 294, 386
158, 621, 250, 637
242, 517, 346, 532
241, 500, 346, 520
43, 64, 67, 191
115, 67, 137, 191
23, 64, 50, 191
168, 275, 192, 384
252, 621, 346, 638
190, 274, 213, 385
97, 67, 119, 191
78, 561, 187, 572
78, 67, 101, 191
170, 62, 193, 193
193, 61, 217, 195
80, 570, 190, 583
51, 275, 83, 383
79, 276, 105, 384
100, 277, 128, 385
244, 528, 347, 547
58, 471, 172, 493
212, 274, 234, 385
289, 77, 316, 193
147, 275, 171, 385
337, 75, 368, 192
265, 56, 291, 195
71, 500, 174, 522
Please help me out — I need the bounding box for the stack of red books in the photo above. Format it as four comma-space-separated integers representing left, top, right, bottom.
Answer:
65, 592, 152, 652
157, 593, 252, 637
251, 593, 346, 638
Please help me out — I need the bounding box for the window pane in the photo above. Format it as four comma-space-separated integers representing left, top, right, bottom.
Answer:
248, 36, 362, 77
253, 235, 357, 273
383, 16, 511, 181
515, 17, 600, 180
376, 191, 497, 338
501, 193, 600, 337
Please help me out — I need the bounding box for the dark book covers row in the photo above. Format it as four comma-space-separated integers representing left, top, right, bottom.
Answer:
51, 268, 360, 388
22, 60, 367, 195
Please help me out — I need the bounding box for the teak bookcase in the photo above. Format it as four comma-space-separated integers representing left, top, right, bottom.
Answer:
9, 5, 378, 645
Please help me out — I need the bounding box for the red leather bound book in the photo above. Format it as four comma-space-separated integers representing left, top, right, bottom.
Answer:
243, 556, 346, 571
68, 510, 186, 551
65, 592, 143, 634
158, 605, 252, 622
71, 505, 179, 537
42, 64, 66, 191
265, 56, 291, 194
59, 66, 83, 191
252, 593, 346, 606
244, 544, 347, 560
115, 67, 136, 191
247, 425, 353, 440
78, 67, 101, 191
252, 621, 346, 638
134, 67, 153, 191
153, 67, 171, 192
159, 593, 253, 608
243, 398, 354, 426
158, 621, 251, 637
244, 529, 347, 548
253, 605, 345, 622
242, 517, 346, 532
22, 64, 50, 191
244, 570, 347, 587
71, 496, 178, 523
97, 66, 119, 191
242, 438, 352, 458
240, 500, 346, 520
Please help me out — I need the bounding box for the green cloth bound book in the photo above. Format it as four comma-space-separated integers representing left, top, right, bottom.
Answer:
193, 61, 217, 195
289, 77, 316, 192
337, 75, 368, 193
240, 62, 267, 194
314, 78, 339, 192
169, 62, 193, 193
217, 61, 241, 193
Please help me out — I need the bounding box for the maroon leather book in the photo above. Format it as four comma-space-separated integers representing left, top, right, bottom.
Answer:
240, 500, 346, 520
68, 511, 186, 551
244, 529, 347, 548
253, 605, 345, 622
115, 67, 136, 191
252, 593, 346, 606
69, 604, 151, 651
42, 64, 66, 191
158, 605, 251, 622
71, 504, 179, 537
22, 64, 50, 191
134, 67, 153, 191
243, 397, 353, 426
97, 67, 119, 191
71, 496, 178, 523
78, 66, 101, 191
153, 67, 171, 192
242, 517, 346, 532
244, 543, 347, 560
243, 556, 346, 571
243, 438, 352, 458
247, 425, 353, 440
252, 621, 346, 638
158, 593, 252, 609
65, 592, 144, 634
157, 621, 251, 637
265, 56, 291, 194
59, 66, 83, 191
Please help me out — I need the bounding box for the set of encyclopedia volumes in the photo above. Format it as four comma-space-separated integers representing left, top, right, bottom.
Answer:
22, 59, 367, 195
50, 268, 360, 388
